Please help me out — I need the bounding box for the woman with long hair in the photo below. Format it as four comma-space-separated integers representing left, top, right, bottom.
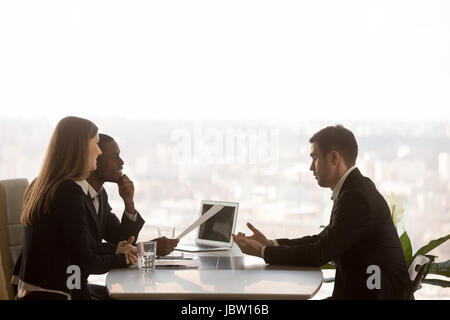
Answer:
12, 116, 136, 300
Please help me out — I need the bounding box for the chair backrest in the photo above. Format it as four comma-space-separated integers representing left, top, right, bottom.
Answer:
407, 255, 430, 299
0, 178, 29, 300
0, 255, 8, 300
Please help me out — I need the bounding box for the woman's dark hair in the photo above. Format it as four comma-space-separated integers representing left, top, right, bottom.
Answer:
22, 116, 98, 226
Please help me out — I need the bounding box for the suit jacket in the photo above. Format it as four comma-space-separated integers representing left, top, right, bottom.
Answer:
85, 187, 145, 257
264, 168, 412, 299
12, 180, 128, 299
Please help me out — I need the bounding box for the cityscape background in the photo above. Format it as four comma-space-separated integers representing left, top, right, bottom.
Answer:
1, 118, 449, 298
1, 0, 449, 299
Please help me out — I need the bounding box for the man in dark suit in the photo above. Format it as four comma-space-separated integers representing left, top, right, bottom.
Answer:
84, 134, 179, 298
233, 125, 412, 299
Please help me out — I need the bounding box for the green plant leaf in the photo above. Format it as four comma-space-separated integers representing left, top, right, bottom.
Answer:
428, 259, 450, 278
412, 234, 450, 262
423, 255, 437, 279
421, 278, 450, 288
385, 193, 404, 229
320, 261, 336, 269
400, 231, 413, 266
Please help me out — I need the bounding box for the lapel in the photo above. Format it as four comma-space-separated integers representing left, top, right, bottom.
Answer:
329, 168, 362, 225
329, 202, 336, 225
82, 191, 102, 240
98, 190, 106, 230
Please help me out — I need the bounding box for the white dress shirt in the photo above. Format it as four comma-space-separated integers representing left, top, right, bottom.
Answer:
260, 166, 357, 259
330, 165, 357, 203
74, 180, 137, 221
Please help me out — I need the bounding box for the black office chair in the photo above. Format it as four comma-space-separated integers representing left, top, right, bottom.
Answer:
406, 255, 431, 300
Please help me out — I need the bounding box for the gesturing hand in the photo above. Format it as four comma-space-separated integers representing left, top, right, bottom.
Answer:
235, 222, 274, 246
116, 236, 138, 265
232, 234, 263, 258
152, 237, 180, 257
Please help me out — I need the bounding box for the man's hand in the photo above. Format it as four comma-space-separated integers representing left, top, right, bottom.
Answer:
152, 237, 180, 256
235, 222, 274, 246
118, 174, 135, 213
233, 234, 263, 258
116, 236, 138, 265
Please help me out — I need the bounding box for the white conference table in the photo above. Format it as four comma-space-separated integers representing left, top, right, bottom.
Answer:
106, 245, 323, 300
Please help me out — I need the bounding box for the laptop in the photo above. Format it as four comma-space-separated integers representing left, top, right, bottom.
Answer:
175, 200, 239, 252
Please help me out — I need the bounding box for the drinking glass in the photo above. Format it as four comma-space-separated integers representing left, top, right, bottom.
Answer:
137, 241, 157, 271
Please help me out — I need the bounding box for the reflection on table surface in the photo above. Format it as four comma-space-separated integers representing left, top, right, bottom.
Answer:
107, 255, 323, 300
194, 255, 319, 271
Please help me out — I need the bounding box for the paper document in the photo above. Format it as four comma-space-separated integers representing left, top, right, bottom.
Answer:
156, 258, 199, 268
175, 205, 224, 239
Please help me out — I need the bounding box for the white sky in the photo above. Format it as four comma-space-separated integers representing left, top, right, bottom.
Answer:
0, 0, 449, 122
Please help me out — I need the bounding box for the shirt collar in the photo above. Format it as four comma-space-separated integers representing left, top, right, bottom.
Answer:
331, 166, 357, 202
74, 179, 89, 196
74, 180, 102, 199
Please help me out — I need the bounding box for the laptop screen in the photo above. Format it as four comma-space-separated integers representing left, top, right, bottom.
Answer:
198, 204, 236, 243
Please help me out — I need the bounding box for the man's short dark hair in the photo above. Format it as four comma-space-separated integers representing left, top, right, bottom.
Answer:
98, 133, 115, 152
309, 125, 358, 167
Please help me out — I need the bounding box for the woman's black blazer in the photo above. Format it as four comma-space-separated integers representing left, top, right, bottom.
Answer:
12, 179, 127, 299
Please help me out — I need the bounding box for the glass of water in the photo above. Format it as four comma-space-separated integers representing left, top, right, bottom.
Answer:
137, 241, 157, 271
